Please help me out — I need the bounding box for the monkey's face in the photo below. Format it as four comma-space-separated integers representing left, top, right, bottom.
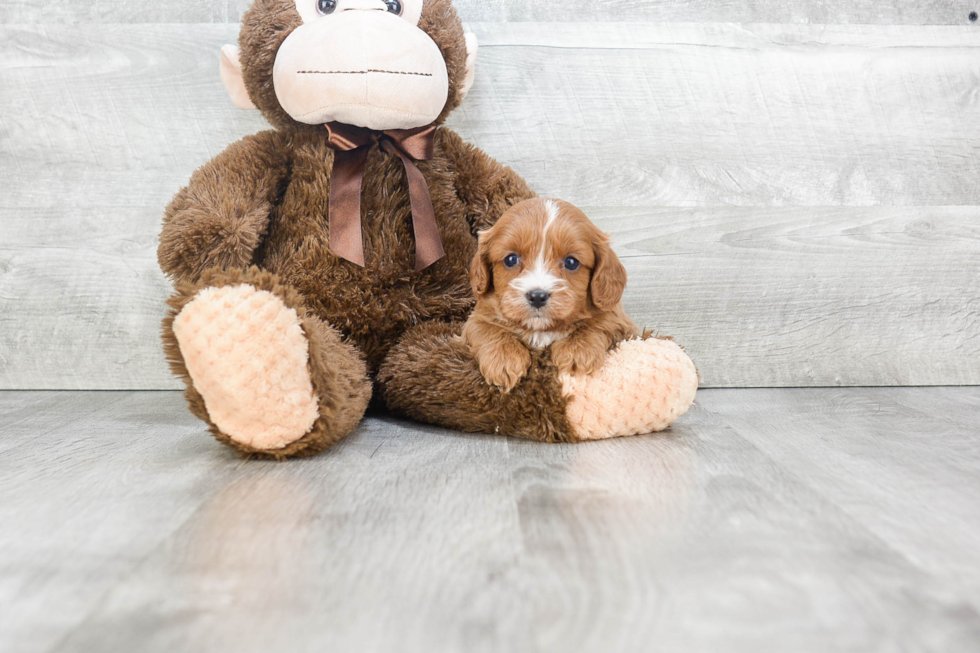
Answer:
224, 0, 475, 132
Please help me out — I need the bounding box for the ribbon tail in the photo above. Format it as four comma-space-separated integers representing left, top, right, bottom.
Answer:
329, 147, 370, 267
385, 145, 445, 271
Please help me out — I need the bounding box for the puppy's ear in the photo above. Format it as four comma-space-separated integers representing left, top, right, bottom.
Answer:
471, 229, 495, 298
590, 233, 627, 310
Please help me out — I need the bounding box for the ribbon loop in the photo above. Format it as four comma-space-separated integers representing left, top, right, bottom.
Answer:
325, 122, 444, 271
386, 126, 437, 161
325, 122, 375, 152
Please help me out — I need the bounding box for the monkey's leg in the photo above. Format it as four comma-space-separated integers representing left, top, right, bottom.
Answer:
378, 323, 698, 442
163, 267, 372, 459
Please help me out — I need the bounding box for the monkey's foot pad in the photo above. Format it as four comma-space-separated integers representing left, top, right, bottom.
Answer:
561, 338, 699, 441
173, 284, 320, 451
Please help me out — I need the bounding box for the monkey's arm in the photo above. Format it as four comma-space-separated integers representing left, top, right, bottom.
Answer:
158, 130, 292, 284
439, 129, 536, 235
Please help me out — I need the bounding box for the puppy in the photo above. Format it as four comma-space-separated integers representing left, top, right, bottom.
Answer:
463, 198, 640, 392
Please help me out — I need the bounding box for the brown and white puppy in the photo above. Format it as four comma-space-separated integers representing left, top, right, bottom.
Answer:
463, 198, 640, 392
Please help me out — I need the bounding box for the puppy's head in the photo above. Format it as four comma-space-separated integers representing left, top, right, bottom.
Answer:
471, 198, 627, 332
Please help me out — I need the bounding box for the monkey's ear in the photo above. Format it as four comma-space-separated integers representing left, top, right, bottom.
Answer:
220, 44, 257, 110
458, 32, 479, 102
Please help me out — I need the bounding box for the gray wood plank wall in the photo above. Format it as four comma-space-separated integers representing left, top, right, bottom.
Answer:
3, 1, 979, 24
1, 4, 978, 390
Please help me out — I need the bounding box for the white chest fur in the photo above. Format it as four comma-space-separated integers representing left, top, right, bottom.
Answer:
522, 330, 569, 349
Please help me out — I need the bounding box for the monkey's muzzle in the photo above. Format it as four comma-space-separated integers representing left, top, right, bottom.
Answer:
273, 10, 450, 131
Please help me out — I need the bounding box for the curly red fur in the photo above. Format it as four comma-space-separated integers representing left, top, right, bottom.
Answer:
463, 199, 639, 391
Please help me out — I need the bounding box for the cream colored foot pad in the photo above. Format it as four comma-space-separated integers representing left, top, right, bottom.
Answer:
561, 339, 699, 441
173, 284, 320, 450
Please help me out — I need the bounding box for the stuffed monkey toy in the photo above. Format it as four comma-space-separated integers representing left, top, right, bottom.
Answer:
158, 0, 699, 459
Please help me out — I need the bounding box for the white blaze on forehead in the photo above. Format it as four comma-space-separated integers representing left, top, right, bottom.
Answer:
543, 199, 560, 232
512, 199, 563, 295
295, 0, 425, 26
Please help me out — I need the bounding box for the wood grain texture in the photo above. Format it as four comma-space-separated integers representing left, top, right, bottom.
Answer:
458, 23, 980, 208
0, 392, 248, 653
1, 0, 978, 25
2, 22, 979, 388
1, 389, 979, 653
601, 206, 980, 387
704, 387, 980, 611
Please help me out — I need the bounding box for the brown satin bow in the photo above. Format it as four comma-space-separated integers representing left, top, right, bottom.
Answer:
325, 121, 445, 271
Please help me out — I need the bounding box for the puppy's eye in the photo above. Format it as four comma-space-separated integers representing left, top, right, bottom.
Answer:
317, 0, 337, 15
503, 254, 520, 268
385, 0, 403, 14
564, 256, 581, 271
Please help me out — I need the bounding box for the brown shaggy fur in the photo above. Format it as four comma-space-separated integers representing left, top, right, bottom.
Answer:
160, 127, 535, 375
377, 323, 579, 443
159, 0, 546, 456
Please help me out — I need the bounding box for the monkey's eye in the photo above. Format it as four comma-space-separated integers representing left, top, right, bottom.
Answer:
564, 256, 581, 271
317, 0, 337, 15
385, 0, 403, 14
503, 254, 520, 269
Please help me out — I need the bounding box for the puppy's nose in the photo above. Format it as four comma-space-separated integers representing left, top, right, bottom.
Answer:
527, 290, 551, 309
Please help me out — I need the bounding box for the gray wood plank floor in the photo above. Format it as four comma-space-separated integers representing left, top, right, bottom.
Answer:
1, 389, 979, 653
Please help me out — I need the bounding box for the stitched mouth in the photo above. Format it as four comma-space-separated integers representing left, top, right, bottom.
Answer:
297, 69, 433, 77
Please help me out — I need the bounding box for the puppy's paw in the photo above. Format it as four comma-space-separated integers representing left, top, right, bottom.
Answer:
478, 341, 532, 393
551, 337, 608, 377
